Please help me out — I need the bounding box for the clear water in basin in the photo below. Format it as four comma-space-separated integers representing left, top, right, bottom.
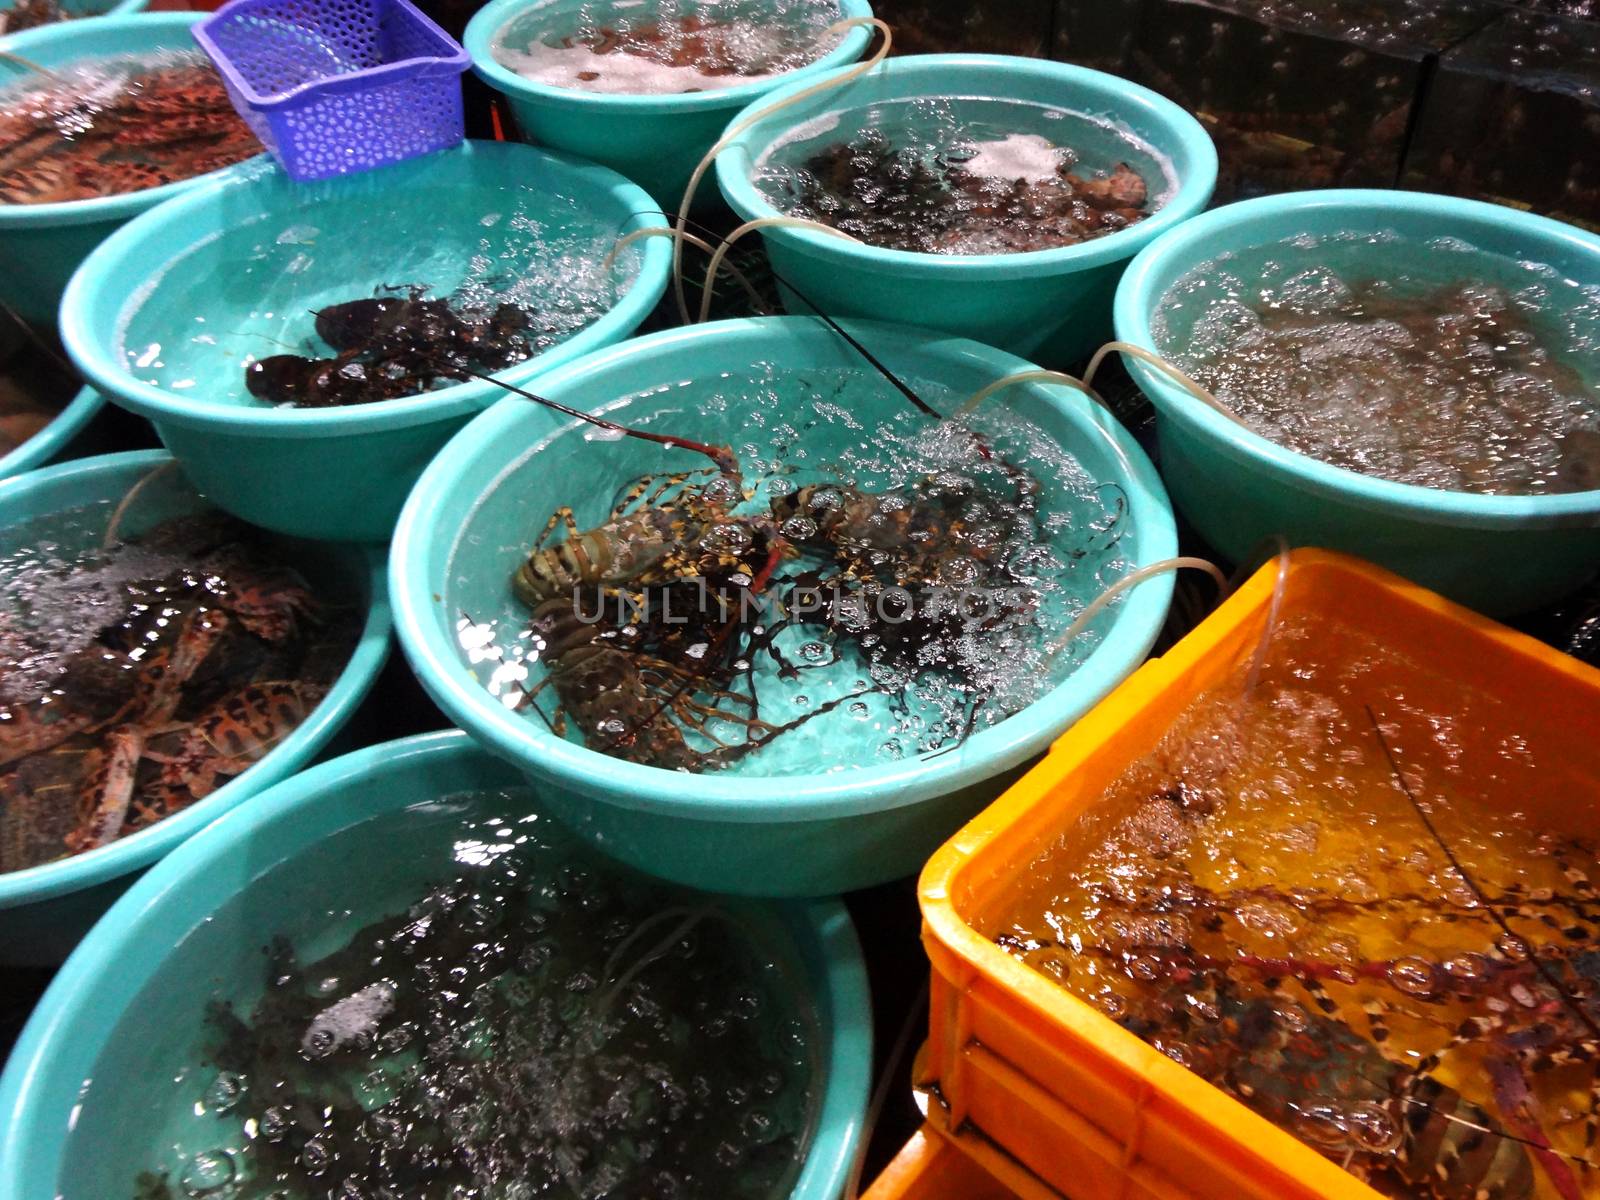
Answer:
1153, 229, 1600, 495
116, 170, 645, 408
447, 363, 1144, 776
753, 96, 1177, 255
64, 788, 826, 1199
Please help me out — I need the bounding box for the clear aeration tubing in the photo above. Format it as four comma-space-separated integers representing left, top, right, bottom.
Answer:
696, 216, 859, 323
672, 16, 894, 324
955, 368, 1111, 418
1082, 340, 1244, 424
604, 225, 771, 313
0, 52, 60, 80
1244, 539, 1291, 698
1046, 557, 1229, 666
102, 461, 178, 548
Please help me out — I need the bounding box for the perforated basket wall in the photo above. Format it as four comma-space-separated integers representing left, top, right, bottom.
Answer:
195, 0, 469, 181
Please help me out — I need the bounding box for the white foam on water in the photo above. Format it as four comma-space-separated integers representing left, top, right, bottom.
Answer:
496, 40, 771, 92
491, 0, 844, 95
961, 133, 1068, 183
301, 980, 397, 1057
751, 96, 1177, 256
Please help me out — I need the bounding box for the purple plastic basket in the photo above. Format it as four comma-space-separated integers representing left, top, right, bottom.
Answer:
194, 0, 469, 181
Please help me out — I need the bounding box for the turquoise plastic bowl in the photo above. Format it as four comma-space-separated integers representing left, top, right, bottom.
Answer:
0, 450, 391, 965
0, 730, 872, 1200
1114, 189, 1600, 617
0, 12, 259, 327
390, 316, 1176, 896
59, 140, 672, 543
715, 54, 1218, 366
0, 385, 104, 481
465, 0, 873, 209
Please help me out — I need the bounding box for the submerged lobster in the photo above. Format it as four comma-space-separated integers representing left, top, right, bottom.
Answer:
1123, 974, 1537, 1199
503, 458, 1059, 766
0, 515, 350, 871
506, 466, 931, 769
788, 128, 1153, 255
1002, 832, 1600, 1200
245, 287, 543, 408
0, 58, 258, 204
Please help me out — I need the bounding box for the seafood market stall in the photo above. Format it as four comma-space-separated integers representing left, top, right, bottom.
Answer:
2, 0, 1599, 1197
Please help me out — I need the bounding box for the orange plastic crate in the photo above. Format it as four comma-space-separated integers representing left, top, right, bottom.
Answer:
916, 549, 1600, 1200
862, 1124, 1022, 1200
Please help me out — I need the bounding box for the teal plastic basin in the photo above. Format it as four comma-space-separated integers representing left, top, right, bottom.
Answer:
715, 54, 1218, 366
0, 450, 390, 965
0, 12, 258, 327
1114, 189, 1600, 617
59, 139, 671, 543
0, 385, 103, 481
390, 316, 1176, 896
0, 730, 872, 1200
465, 0, 873, 209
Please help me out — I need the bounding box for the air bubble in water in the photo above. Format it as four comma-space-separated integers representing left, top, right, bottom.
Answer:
179, 1149, 235, 1196
700, 523, 753, 555
701, 476, 740, 505
259, 1105, 291, 1141
741, 1108, 778, 1144
937, 555, 981, 586
301, 1136, 332, 1175
202, 1070, 246, 1114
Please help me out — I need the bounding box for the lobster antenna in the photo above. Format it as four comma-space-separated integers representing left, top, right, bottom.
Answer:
0, 51, 62, 81
453, 367, 739, 478
1390, 1094, 1599, 1168
1327, 1066, 1600, 1170
781, 276, 945, 419
616, 208, 945, 420
1365, 705, 1600, 1042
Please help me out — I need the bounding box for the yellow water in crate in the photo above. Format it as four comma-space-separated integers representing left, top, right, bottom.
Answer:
995, 611, 1600, 1200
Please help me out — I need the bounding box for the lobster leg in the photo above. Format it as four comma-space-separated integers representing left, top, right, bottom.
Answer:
535, 507, 582, 552
137, 607, 232, 727
597, 535, 791, 759
612, 471, 705, 518
0, 708, 99, 770
1487, 1053, 1585, 1200
1558, 854, 1598, 903
639, 659, 758, 712
63, 726, 144, 854
667, 701, 738, 749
